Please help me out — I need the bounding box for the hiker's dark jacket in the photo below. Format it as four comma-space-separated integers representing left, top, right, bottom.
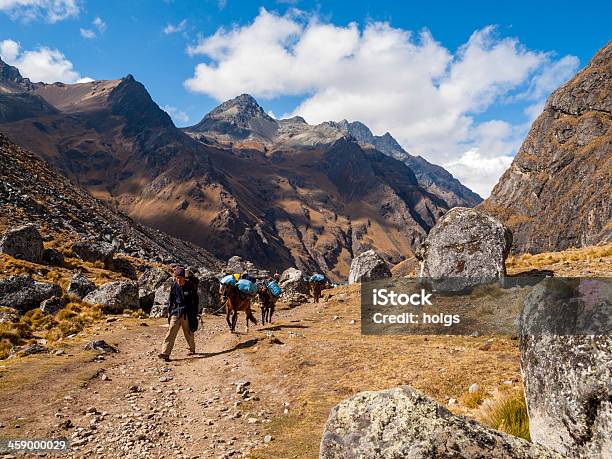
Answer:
168, 280, 199, 332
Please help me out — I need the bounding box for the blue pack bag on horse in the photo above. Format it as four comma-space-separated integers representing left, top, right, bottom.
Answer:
266, 280, 282, 297
220, 274, 237, 286
310, 273, 325, 282
237, 278, 257, 295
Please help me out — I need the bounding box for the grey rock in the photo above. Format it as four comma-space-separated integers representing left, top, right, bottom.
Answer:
416, 207, 512, 292
194, 269, 222, 313
320, 386, 562, 458
13, 343, 49, 357
226, 256, 255, 274
520, 278, 611, 457
84, 340, 118, 353
137, 266, 169, 312
42, 248, 64, 266
279, 268, 308, 295
0, 275, 61, 312
108, 257, 137, 279
150, 277, 174, 318
83, 281, 138, 313
67, 273, 96, 299
348, 249, 391, 284
0, 224, 43, 262
71, 240, 115, 266
39, 296, 67, 315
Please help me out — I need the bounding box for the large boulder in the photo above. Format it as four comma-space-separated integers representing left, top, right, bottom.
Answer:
520, 278, 611, 457
279, 267, 308, 294
71, 240, 115, 266
0, 224, 44, 263
416, 207, 512, 292
348, 250, 391, 284
83, 281, 138, 313
149, 277, 174, 318
67, 273, 96, 299
0, 276, 61, 312
137, 267, 169, 312
320, 386, 562, 458
194, 269, 222, 313
226, 255, 254, 274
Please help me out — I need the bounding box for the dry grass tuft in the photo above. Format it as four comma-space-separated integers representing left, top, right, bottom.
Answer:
480, 389, 530, 440
0, 322, 33, 359
460, 388, 486, 408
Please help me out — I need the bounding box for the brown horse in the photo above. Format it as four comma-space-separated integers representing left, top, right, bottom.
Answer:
256, 284, 276, 325
309, 280, 326, 303
220, 283, 258, 333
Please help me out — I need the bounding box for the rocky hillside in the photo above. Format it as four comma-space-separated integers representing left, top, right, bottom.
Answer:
480, 41, 611, 253
0, 133, 221, 269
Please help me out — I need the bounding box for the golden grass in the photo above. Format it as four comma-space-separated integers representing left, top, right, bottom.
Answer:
460, 388, 486, 408
0, 322, 33, 359
506, 243, 612, 276
480, 389, 530, 440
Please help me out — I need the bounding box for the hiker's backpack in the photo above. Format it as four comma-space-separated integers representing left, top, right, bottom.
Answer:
266, 280, 282, 297
310, 273, 325, 283
237, 278, 257, 295
220, 274, 237, 286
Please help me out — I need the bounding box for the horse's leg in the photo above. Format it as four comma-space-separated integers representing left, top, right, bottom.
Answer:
261, 306, 265, 325
226, 303, 232, 331
270, 303, 275, 323
232, 310, 238, 332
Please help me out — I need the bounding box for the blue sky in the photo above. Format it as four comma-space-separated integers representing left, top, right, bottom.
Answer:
1, 0, 610, 196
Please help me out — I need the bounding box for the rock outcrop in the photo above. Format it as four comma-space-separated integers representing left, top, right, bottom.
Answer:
67, 273, 96, 299
0, 224, 43, 263
348, 250, 391, 284
150, 278, 174, 318
320, 386, 562, 458
42, 248, 64, 266
481, 42, 612, 253
137, 267, 169, 311
83, 281, 139, 313
0, 275, 61, 312
520, 277, 611, 457
71, 241, 116, 266
39, 296, 67, 315
416, 207, 512, 292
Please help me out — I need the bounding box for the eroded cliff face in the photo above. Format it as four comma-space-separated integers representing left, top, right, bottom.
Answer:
481, 41, 611, 253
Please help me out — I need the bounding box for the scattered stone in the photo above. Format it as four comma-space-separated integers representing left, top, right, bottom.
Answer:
0, 224, 43, 262
84, 340, 118, 353
67, 273, 96, 300
12, 343, 49, 357
468, 383, 479, 394
264, 435, 273, 444
320, 386, 562, 458
0, 275, 61, 312
39, 296, 67, 315
416, 207, 512, 292
0, 306, 20, 323
83, 281, 139, 313
348, 250, 391, 284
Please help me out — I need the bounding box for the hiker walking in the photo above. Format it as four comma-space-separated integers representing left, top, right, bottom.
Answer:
159, 266, 199, 361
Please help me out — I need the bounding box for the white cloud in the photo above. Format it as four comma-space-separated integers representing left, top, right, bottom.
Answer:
79, 16, 107, 39
184, 8, 579, 196
0, 0, 79, 22
444, 149, 514, 198
0, 39, 91, 83
162, 105, 189, 124
163, 19, 187, 34
80, 28, 96, 39
93, 16, 106, 32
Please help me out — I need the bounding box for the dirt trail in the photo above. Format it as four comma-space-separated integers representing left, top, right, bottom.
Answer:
0, 286, 524, 458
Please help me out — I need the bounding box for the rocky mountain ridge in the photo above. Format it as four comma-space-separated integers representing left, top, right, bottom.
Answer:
480, 41, 611, 253
185, 94, 482, 208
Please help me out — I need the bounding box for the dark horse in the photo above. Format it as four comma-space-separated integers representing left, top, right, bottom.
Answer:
309, 280, 326, 303
219, 283, 258, 333
256, 284, 276, 325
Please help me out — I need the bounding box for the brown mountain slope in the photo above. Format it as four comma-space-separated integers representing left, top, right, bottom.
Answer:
0, 60, 449, 278
0, 133, 221, 269
480, 41, 611, 253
